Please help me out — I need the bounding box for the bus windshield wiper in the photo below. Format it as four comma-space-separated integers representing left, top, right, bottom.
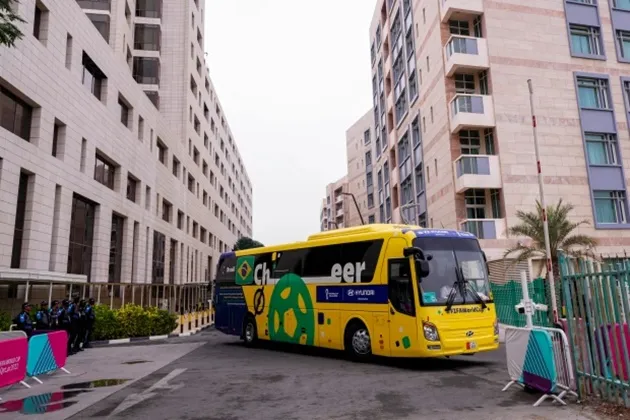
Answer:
445, 267, 467, 312
459, 266, 487, 310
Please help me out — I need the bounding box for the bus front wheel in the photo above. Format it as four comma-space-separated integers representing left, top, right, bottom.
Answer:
243, 315, 258, 347
345, 321, 372, 362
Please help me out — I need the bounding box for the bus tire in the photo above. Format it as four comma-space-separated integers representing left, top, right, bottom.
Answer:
243, 315, 258, 347
344, 320, 372, 362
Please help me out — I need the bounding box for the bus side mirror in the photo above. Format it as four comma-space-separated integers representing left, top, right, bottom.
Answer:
416, 260, 430, 278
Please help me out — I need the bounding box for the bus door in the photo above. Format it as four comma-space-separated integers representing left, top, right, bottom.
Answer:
386, 238, 419, 357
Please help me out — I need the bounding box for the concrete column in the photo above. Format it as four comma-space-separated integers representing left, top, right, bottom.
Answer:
0, 159, 20, 268
49, 185, 73, 272
164, 236, 171, 286
23, 174, 56, 270
120, 217, 134, 284
91, 203, 113, 283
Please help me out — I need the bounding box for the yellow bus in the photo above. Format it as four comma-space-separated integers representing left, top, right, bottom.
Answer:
213, 224, 499, 360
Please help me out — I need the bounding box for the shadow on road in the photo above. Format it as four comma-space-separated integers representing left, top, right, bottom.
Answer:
222, 340, 498, 371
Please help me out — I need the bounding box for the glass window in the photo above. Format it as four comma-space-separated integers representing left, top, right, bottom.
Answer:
94, 154, 115, 189
133, 57, 160, 85
618, 30, 630, 58
585, 133, 618, 165
570, 24, 602, 56
388, 259, 415, 316
465, 189, 486, 219
10, 173, 29, 269
0, 86, 33, 141
449, 20, 470, 36
86, 13, 110, 42
67, 194, 96, 278
136, 0, 161, 18
594, 191, 627, 224
108, 214, 124, 283
152, 230, 166, 284
577, 77, 609, 109
455, 74, 475, 94
134, 24, 160, 50
615, 0, 630, 10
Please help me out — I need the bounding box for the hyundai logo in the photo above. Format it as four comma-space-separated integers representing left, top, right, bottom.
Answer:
465, 331, 474, 337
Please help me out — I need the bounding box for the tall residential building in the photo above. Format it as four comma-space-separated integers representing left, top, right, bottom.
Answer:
364, 0, 630, 259
320, 176, 350, 231
0, 0, 253, 288
346, 109, 377, 227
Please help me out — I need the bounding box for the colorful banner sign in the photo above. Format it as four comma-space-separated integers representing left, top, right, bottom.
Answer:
0, 331, 28, 389
316, 285, 389, 304
26, 330, 68, 377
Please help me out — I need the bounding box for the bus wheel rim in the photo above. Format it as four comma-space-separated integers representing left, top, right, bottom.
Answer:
352, 329, 370, 355
246, 322, 255, 342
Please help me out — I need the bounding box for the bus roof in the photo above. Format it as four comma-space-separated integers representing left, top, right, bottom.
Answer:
217, 224, 477, 262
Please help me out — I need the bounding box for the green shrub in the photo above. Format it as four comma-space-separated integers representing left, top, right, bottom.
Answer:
0, 311, 12, 331
92, 304, 178, 341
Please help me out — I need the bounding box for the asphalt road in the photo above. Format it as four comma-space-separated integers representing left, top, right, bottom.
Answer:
64, 330, 599, 420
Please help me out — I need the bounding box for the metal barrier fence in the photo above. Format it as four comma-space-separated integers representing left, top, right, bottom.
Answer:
559, 252, 630, 407
491, 278, 552, 328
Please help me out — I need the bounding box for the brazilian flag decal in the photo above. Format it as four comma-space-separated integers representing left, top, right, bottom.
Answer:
235, 256, 255, 285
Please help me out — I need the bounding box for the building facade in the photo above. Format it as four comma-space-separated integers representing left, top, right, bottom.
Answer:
345, 109, 378, 227
0, 0, 253, 289
320, 176, 350, 231
358, 0, 630, 259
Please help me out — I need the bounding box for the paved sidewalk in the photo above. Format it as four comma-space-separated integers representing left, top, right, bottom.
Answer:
0, 342, 204, 420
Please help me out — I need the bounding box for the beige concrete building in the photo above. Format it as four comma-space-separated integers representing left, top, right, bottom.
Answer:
0, 0, 253, 298
320, 176, 350, 231
345, 109, 377, 227
357, 0, 630, 259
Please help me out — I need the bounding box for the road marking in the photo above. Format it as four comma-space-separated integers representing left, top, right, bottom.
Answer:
108, 368, 187, 417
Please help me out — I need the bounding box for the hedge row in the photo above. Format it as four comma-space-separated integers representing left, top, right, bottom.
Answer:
0, 304, 178, 341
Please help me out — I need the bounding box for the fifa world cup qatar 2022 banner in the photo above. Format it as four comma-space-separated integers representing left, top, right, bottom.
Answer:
0, 331, 28, 389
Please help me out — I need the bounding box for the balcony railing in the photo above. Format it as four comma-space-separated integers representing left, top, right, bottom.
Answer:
77, 0, 111, 11
460, 219, 505, 240
444, 36, 489, 77
449, 94, 495, 133
453, 155, 502, 193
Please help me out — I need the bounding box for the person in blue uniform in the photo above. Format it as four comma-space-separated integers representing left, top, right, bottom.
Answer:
14, 302, 34, 338
49, 300, 60, 330
83, 298, 96, 349
35, 301, 51, 330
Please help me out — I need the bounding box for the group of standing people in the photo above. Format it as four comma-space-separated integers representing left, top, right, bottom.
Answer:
13, 296, 97, 355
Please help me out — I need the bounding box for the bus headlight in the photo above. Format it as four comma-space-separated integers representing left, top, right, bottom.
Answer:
493, 319, 499, 336
423, 321, 439, 342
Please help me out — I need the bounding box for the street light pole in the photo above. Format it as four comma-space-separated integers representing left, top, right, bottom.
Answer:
340, 192, 365, 225
527, 79, 559, 324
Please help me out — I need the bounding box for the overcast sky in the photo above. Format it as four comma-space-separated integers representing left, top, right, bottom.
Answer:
204, 0, 375, 246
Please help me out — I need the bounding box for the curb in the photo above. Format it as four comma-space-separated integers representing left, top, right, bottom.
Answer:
92, 323, 214, 346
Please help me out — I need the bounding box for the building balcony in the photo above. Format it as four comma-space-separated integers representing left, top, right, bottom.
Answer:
453, 155, 502, 193
460, 218, 506, 240
444, 36, 489, 77
449, 94, 495, 133
440, 0, 484, 23
336, 208, 344, 217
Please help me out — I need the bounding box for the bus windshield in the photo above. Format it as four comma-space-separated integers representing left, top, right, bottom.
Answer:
412, 237, 492, 306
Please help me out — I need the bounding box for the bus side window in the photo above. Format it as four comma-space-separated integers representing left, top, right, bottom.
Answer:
388, 259, 416, 317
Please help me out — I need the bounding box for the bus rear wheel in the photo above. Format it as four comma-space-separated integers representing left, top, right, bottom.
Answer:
345, 321, 372, 362
243, 315, 258, 347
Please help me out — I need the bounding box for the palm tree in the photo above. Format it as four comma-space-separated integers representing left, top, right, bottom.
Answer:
0, 0, 25, 48
504, 199, 598, 278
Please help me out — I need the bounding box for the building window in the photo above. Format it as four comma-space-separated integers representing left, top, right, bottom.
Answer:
82, 52, 106, 100
157, 139, 167, 165
152, 230, 166, 284
67, 194, 96, 278
577, 77, 610, 109
364, 129, 371, 145
133, 57, 160, 85
118, 95, 131, 127
145, 91, 160, 109
0, 85, 33, 141
86, 13, 110, 42
136, 0, 161, 18
415, 166, 424, 195
94, 153, 115, 189
172, 156, 180, 178
449, 20, 470, 36
127, 175, 138, 202
455, 73, 475, 94
617, 30, 630, 59
569, 24, 602, 57
33, 2, 47, 41
10, 172, 30, 269
615, 0, 630, 10
594, 191, 627, 224
585, 133, 618, 165
465, 189, 486, 219
134, 24, 160, 50
162, 199, 172, 222
108, 214, 124, 283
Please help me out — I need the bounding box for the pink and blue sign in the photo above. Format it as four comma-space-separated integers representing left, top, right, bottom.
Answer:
0, 331, 28, 389
26, 330, 68, 378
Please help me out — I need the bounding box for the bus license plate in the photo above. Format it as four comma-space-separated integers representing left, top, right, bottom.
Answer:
466, 341, 477, 350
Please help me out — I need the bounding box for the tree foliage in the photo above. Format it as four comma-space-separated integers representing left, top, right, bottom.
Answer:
233, 237, 264, 251
503, 199, 598, 275
0, 0, 25, 48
